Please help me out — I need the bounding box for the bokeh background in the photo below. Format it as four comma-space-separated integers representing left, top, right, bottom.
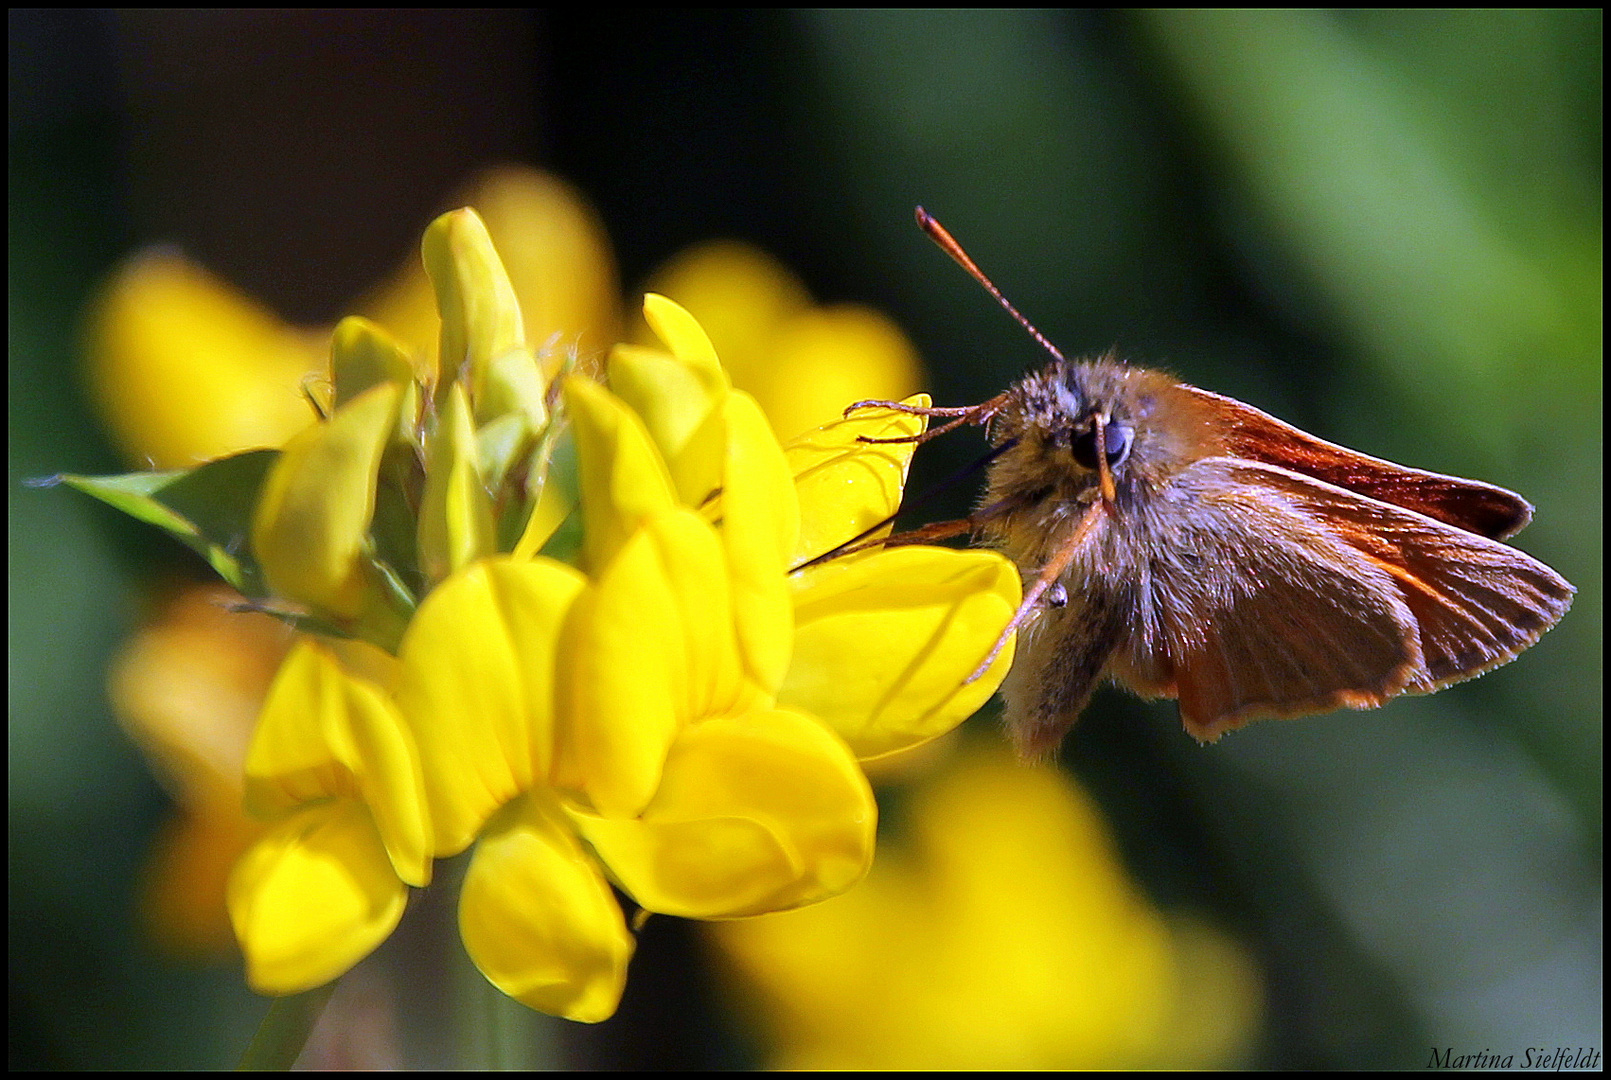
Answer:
10, 9, 1600, 1069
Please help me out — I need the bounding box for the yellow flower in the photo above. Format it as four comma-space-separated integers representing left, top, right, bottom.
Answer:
709, 743, 1264, 1070
388, 289, 1016, 1019
80, 181, 1023, 1028
244, 238, 1015, 1020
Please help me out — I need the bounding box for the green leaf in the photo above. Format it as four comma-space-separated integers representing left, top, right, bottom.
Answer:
60, 449, 279, 595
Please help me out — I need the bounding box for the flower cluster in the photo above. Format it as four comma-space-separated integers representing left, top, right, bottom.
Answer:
69, 195, 1019, 1022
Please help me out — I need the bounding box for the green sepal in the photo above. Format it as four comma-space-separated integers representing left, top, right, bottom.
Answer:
370, 445, 425, 599
533, 426, 584, 565
209, 552, 417, 652
227, 600, 355, 641
478, 410, 536, 512
350, 550, 418, 654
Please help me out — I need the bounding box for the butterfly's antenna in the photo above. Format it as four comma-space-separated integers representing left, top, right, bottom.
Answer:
916, 207, 1066, 366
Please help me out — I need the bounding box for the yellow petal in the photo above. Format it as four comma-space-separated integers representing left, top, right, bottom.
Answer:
228, 799, 407, 995
243, 641, 360, 812
332, 671, 434, 888
664, 509, 755, 715
244, 640, 430, 885
641, 293, 728, 397
784, 395, 928, 569
465, 167, 622, 374
422, 208, 525, 418
395, 557, 587, 856
459, 793, 633, 1023
563, 375, 677, 574
330, 316, 418, 408
664, 402, 725, 518
557, 524, 681, 819
781, 547, 1020, 760
755, 305, 924, 443
719, 391, 799, 694
358, 167, 622, 382
575, 707, 875, 918
609, 295, 736, 506
637, 240, 811, 393
251, 382, 401, 618
606, 343, 721, 474
86, 250, 326, 468
417, 383, 497, 586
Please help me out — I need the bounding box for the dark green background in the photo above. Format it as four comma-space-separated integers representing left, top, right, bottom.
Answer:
10, 10, 1600, 1069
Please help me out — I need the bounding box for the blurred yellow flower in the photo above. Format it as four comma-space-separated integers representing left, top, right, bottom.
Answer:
109, 583, 291, 957
86, 167, 919, 478
710, 743, 1264, 1070
86, 167, 620, 471
87, 252, 330, 469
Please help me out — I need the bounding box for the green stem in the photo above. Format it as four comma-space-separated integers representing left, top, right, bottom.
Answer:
237, 983, 338, 1070
444, 843, 561, 1069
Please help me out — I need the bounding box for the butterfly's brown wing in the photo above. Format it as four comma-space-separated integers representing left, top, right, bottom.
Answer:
1133, 458, 1572, 742
1128, 458, 1420, 741
1181, 385, 1534, 539
1236, 461, 1574, 693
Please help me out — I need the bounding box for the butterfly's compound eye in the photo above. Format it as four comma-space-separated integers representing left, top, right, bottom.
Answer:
1070, 422, 1133, 471
1104, 422, 1133, 468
